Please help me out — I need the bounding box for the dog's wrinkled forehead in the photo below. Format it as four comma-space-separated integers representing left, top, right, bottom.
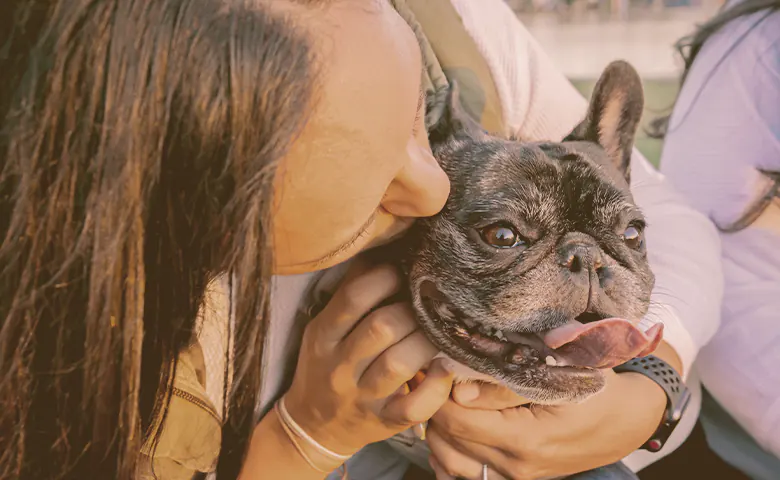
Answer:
439, 137, 637, 231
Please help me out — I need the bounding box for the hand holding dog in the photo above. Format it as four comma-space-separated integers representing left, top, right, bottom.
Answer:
283, 261, 455, 459
428, 368, 668, 480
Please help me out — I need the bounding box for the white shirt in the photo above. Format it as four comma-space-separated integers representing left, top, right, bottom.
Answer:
199, 0, 725, 475
659, 6, 780, 470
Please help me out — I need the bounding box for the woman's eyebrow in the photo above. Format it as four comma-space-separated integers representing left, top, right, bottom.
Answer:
313, 210, 377, 267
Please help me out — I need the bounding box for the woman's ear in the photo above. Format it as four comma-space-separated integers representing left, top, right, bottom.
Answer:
565, 60, 644, 183
428, 81, 487, 145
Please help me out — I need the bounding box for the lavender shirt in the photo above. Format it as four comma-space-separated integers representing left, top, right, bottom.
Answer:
660, 7, 780, 478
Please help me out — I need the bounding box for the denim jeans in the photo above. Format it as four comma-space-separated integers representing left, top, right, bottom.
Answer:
566, 462, 639, 480
328, 437, 640, 480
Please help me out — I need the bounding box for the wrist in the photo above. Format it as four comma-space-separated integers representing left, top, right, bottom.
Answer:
275, 398, 351, 471
613, 340, 682, 421
240, 410, 338, 480
614, 343, 689, 452
610, 370, 668, 451
649, 340, 683, 376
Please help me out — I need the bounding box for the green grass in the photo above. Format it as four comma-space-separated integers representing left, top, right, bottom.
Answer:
570, 78, 680, 168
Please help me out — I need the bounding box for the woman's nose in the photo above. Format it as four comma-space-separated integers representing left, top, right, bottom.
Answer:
381, 140, 450, 218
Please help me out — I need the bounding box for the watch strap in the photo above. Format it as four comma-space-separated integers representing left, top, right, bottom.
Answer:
614, 355, 691, 452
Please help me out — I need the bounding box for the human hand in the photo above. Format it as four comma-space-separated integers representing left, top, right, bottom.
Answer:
283, 261, 455, 458
427, 369, 666, 479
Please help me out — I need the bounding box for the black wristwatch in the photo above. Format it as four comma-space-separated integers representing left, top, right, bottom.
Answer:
614, 355, 691, 452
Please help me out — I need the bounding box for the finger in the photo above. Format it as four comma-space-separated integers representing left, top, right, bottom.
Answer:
359, 330, 439, 398
427, 428, 485, 479
429, 455, 457, 480
382, 359, 454, 425
428, 427, 525, 480
452, 382, 532, 410
438, 431, 518, 480
431, 398, 521, 447
340, 302, 418, 378
310, 263, 403, 344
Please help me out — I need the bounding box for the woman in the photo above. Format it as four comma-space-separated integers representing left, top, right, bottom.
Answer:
0, 0, 721, 479
654, 1, 780, 478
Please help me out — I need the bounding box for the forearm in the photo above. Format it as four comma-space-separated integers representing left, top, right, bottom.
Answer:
239, 411, 338, 480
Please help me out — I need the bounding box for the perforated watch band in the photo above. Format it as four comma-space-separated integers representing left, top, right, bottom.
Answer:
614, 355, 691, 452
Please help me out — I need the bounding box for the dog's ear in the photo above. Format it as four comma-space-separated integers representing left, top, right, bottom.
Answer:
428, 81, 487, 145
565, 61, 644, 182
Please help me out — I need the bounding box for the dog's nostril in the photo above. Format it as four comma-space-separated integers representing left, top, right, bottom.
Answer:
559, 242, 603, 273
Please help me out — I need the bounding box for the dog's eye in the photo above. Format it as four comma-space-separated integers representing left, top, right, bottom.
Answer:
480, 224, 525, 249
622, 225, 643, 250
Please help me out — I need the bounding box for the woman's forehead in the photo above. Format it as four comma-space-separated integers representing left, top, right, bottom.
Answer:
296, 0, 422, 155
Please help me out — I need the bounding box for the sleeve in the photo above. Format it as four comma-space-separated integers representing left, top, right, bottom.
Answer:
659, 15, 780, 457
449, 0, 723, 376
138, 344, 222, 480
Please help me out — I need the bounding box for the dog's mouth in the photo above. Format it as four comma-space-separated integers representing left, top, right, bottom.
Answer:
416, 281, 663, 378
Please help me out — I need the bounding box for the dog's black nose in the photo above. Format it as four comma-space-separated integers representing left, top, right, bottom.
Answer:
558, 242, 603, 273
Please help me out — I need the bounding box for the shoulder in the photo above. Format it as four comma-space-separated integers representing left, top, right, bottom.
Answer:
136, 276, 232, 479
448, 0, 587, 140
671, 7, 780, 124
661, 8, 780, 223
137, 342, 222, 479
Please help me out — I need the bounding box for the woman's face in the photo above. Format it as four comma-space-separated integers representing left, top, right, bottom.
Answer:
272, 1, 450, 275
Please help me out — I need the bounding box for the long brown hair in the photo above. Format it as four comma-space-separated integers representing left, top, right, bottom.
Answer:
0, 0, 317, 478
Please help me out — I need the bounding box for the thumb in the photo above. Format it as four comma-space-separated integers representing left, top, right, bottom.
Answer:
452, 381, 531, 409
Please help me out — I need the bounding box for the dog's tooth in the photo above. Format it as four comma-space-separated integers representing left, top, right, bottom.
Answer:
495, 330, 506, 341
454, 325, 469, 337
545, 355, 558, 367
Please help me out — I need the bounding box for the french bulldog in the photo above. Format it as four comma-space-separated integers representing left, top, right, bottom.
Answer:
404, 61, 663, 404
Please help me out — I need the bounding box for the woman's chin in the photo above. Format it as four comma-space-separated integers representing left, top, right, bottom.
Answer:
273, 215, 416, 275
365, 215, 416, 250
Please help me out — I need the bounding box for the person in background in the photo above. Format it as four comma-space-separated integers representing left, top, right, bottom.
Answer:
651, 1, 780, 478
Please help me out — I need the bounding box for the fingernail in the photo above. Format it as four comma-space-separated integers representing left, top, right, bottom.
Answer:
454, 383, 479, 402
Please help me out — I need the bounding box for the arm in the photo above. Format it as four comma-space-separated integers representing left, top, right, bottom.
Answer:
238, 263, 454, 479
660, 14, 780, 457
240, 412, 336, 480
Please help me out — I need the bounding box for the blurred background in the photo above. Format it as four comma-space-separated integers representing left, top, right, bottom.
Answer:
506, 0, 724, 165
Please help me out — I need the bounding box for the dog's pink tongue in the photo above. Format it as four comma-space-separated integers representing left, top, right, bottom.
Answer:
543, 319, 664, 369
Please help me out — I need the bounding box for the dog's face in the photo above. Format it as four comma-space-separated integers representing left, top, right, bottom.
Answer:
407, 62, 661, 403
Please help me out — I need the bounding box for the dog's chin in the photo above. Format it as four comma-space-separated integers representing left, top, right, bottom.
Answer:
413, 280, 606, 404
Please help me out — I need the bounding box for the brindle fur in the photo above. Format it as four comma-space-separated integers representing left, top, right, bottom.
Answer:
405, 61, 653, 404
